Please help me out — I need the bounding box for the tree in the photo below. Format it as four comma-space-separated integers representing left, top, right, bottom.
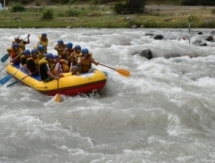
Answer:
126, 0, 145, 14
180, 0, 215, 5
114, 0, 145, 14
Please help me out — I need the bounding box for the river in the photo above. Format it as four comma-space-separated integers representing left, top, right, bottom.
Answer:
0, 28, 215, 163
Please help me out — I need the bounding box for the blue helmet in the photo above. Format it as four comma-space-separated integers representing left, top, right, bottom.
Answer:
74, 45, 81, 50
46, 53, 54, 59
23, 49, 30, 55
66, 42, 73, 49
38, 45, 44, 51
31, 49, 37, 54
42, 33, 47, 37
81, 48, 89, 55
58, 40, 63, 44
53, 55, 58, 59
12, 43, 19, 48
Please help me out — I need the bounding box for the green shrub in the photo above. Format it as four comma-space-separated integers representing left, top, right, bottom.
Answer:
10, 3, 25, 12
19, 0, 30, 4
179, 0, 197, 5
35, 1, 41, 6
42, 9, 54, 20
114, 3, 127, 14
69, 0, 76, 4
26, 7, 44, 12
212, 9, 215, 14
114, 0, 145, 14
65, 9, 80, 17
144, 20, 158, 28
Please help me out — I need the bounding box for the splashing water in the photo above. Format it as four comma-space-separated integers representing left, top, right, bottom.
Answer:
0, 28, 215, 163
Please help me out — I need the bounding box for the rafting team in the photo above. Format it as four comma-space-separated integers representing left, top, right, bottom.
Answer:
6, 33, 100, 82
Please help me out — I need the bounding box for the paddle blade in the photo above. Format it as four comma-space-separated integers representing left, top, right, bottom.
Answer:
116, 68, 130, 77
1, 54, 9, 63
54, 93, 62, 102
0, 75, 12, 85
7, 80, 19, 87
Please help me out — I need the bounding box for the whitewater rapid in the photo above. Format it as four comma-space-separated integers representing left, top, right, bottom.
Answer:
0, 28, 215, 163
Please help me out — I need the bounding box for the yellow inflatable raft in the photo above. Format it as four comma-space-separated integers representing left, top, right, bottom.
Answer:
6, 64, 107, 96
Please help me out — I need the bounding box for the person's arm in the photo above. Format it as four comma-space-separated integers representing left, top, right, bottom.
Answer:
45, 63, 58, 80
7, 48, 12, 53
91, 58, 99, 66
77, 57, 83, 66
23, 64, 32, 75
69, 62, 73, 72
54, 62, 60, 75
54, 44, 58, 50
63, 48, 67, 55
47, 70, 59, 80
26, 34, 30, 44
59, 59, 68, 65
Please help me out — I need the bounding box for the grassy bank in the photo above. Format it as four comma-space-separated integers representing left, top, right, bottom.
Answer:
0, 4, 215, 28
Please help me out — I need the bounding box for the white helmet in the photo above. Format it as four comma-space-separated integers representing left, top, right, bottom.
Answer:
14, 35, 20, 39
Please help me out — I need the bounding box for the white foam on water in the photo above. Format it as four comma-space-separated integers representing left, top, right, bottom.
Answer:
0, 28, 215, 162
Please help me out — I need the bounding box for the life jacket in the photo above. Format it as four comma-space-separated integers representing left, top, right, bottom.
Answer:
38, 57, 48, 66
62, 63, 69, 72
37, 51, 46, 60
38, 57, 50, 81
74, 52, 82, 62
7, 47, 22, 64
64, 48, 74, 60
32, 57, 39, 70
38, 36, 48, 50
50, 62, 56, 74
54, 60, 69, 73
68, 55, 79, 67
55, 44, 66, 57
12, 40, 26, 50
20, 55, 27, 65
80, 55, 92, 73
26, 57, 37, 73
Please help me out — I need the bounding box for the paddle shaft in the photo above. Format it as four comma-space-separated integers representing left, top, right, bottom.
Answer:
99, 64, 116, 71
0, 51, 23, 72
7, 70, 38, 87
189, 15, 190, 45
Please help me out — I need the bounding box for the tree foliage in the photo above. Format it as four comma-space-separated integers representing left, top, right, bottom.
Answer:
42, 9, 54, 19
180, 0, 215, 5
4, 0, 215, 7
114, 0, 145, 14
11, 3, 26, 12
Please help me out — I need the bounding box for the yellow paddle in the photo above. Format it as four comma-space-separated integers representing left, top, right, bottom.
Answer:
99, 64, 130, 77
55, 80, 61, 102
55, 62, 62, 102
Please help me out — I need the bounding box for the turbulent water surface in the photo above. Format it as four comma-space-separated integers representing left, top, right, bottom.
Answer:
0, 28, 215, 163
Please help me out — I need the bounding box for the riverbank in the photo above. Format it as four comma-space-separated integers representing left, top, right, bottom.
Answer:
0, 4, 215, 28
